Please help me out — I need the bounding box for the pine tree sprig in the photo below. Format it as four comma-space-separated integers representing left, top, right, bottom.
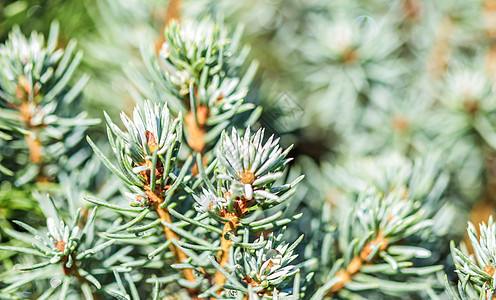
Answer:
0, 21, 98, 184
449, 217, 496, 299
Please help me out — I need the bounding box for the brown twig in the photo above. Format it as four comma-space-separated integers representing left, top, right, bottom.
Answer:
326, 231, 389, 296
60, 252, 101, 299
140, 131, 197, 284
144, 188, 196, 283
155, 0, 182, 54
138, 130, 201, 298
17, 89, 43, 165
24, 133, 43, 164
165, 0, 181, 25
185, 106, 209, 154
213, 185, 255, 292
15, 78, 49, 181
485, 0, 496, 76
402, 0, 422, 23
426, 16, 455, 79
214, 213, 239, 286
186, 105, 209, 177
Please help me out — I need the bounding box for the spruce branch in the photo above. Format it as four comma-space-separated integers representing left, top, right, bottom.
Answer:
233, 228, 303, 296
448, 217, 496, 299
215, 212, 239, 287
302, 14, 402, 95
316, 189, 442, 299
426, 16, 455, 78
129, 19, 259, 155
190, 126, 302, 295
5, 2, 486, 299
435, 67, 496, 200
0, 21, 97, 183
165, 0, 182, 26
87, 100, 198, 286
146, 187, 196, 283
0, 194, 115, 298
155, 0, 183, 54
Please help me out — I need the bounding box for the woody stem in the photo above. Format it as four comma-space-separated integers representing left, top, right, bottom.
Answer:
426, 16, 454, 78
63, 255, 100, 299
326, 233, 389, 296
18, 103, 43, 164
185, 106, 208, 154
145, 189, 196, 282
165, 0, 181, 24
25, 133, 43, 164
214, 215, 239, 287
155, 0, 181, 54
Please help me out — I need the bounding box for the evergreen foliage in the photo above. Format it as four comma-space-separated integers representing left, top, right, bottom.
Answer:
0, 21, 97, 183
447, 217, 496, 300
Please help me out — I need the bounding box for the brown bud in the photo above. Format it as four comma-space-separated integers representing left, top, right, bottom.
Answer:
145, 130, 158, 153
196, 106, 209, 126
342, 48, 358, 64
55, 239, 66, 252
18, 76, 31, 95
403, 0, 422, 22
240, 171, 255, 185
215, 94, 224, 104
392, 114, 409, 132
463, 99, 479, 115
16, 85, 24, 101
264, 259, 275, 271
242, 275, 258, 286
485, 265, 495, 276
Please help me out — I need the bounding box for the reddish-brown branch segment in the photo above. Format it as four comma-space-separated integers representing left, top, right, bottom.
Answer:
155, 0, 182, 54
60, 253, 101, 299
18, 94, 43, 164
327, 232, 389, 295
484, 263, 496, 299
185, 106, 209, 155
403, 0, 422, 22
212, 188, 258, 291
165, 0, 181, 25
214, 214, 239, 287
487, 45, 496, 77
485, 0, 496, 76
426, 16, 455, 78
140, 130, 199, 297
144, 189, 196, 283
25, 133, 42, 164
